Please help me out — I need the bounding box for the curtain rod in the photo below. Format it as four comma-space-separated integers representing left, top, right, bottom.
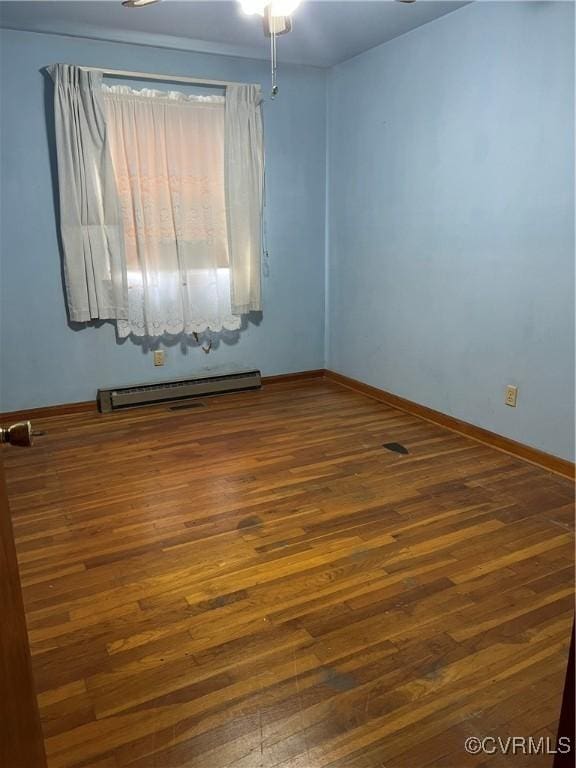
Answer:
75, 65, 258, 89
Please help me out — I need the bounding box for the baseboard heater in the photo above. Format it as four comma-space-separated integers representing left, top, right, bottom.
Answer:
97, 370, 261, 413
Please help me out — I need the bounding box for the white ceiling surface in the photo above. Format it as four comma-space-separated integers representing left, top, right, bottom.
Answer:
0, 0, 469, 67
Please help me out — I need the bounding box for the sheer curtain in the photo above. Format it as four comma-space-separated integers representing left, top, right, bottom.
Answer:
48, 65, 128, 322
103, 85, 241, 338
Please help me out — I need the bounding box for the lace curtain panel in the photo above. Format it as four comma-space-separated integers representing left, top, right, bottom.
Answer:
103, 85, 241, 337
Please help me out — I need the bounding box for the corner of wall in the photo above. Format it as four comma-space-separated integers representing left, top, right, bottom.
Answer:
323, 66, 332, 370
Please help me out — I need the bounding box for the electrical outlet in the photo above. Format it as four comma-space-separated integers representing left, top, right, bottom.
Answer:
505, 384, 518, 407
153, 350, 165, 367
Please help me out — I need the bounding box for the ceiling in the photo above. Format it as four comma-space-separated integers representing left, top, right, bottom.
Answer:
0, 0, 469, 67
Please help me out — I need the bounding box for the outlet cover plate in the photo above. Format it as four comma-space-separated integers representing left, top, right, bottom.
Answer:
505, 384, 518, 407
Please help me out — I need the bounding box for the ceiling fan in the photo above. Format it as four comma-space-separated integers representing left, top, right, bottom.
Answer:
122, 1, 415, 95
239, 1, 302, 96
122, 0, 303, 97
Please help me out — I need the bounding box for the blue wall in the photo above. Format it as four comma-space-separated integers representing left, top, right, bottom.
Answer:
0, 29, 327, 410
1, 3, 574, 462
327, 2, 575, 461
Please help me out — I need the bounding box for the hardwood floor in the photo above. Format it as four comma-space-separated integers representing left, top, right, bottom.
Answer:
4, 379, 574, 768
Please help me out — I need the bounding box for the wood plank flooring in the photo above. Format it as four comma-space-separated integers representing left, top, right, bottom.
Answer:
4, 379, 574, 768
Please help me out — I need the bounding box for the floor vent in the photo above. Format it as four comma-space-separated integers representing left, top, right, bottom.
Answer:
97, 370, 261, 413
169, 402, 207, 411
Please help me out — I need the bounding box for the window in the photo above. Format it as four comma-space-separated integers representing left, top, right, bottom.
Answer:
48, 65, 263, 334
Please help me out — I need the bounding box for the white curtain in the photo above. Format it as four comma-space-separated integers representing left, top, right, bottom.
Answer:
48, 65, 128, 322
103, 85, 240, 338
225, 85, 264, 315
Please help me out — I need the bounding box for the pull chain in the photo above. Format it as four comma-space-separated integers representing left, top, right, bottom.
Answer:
270, 23, 278, 98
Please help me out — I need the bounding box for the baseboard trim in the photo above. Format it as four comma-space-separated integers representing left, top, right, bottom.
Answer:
262, 369, 326, 385
0, 400, 96, 422
0, 370, 327, 422
324, 370, 575, 480
2, 369, 572, 479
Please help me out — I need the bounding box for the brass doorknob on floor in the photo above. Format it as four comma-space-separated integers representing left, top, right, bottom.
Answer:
0, 420, 33, 447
